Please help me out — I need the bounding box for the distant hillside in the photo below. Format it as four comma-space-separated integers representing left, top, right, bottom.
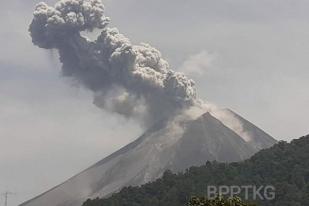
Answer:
83, 135, 309, 206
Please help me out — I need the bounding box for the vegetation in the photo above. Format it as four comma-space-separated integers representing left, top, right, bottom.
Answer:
83, 135, 309, 206
188, 196, 256, 206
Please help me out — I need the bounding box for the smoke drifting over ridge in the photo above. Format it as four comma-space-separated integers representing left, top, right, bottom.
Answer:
29, 0, 199, 127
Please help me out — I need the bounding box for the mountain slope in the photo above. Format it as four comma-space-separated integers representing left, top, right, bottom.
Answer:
168, 113, 256, 171
83, 135, 309, 206
209, 109, 276, 150
20, 110, 276, 206
214, 109, 277, 150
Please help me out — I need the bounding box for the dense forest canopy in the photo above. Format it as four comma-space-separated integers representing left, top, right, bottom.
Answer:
188, 196, 257, 206
83, 135, 309, 206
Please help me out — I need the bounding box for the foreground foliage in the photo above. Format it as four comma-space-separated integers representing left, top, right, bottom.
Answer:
188, 196, 256, 206
83, 135, 309, 206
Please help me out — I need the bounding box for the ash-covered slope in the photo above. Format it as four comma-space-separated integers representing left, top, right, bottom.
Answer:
167, 112, 256, 172
20, 110, 276, 206
210, 109, 277, 150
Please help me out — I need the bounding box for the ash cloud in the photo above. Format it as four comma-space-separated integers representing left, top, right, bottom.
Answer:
29, 0, 198, 127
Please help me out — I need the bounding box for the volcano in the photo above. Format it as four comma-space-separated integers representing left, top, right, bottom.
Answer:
20, 109, 276, 206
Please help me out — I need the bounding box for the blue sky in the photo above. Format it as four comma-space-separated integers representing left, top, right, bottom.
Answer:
0, 0, 309, 205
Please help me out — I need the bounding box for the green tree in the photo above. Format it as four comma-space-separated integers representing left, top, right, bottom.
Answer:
188, 196, 257, 206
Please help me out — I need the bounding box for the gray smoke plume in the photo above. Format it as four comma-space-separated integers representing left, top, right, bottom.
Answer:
29, 0, 198, 127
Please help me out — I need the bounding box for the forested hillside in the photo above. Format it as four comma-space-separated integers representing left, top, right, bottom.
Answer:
83, 135, 309, 206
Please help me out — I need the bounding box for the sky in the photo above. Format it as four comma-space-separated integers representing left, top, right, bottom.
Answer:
1, 0, 309, 205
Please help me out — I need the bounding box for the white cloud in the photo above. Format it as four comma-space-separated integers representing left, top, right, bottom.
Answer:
179, 51, 216, 76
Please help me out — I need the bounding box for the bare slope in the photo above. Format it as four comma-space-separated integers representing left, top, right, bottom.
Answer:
20, 111, 276, 206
